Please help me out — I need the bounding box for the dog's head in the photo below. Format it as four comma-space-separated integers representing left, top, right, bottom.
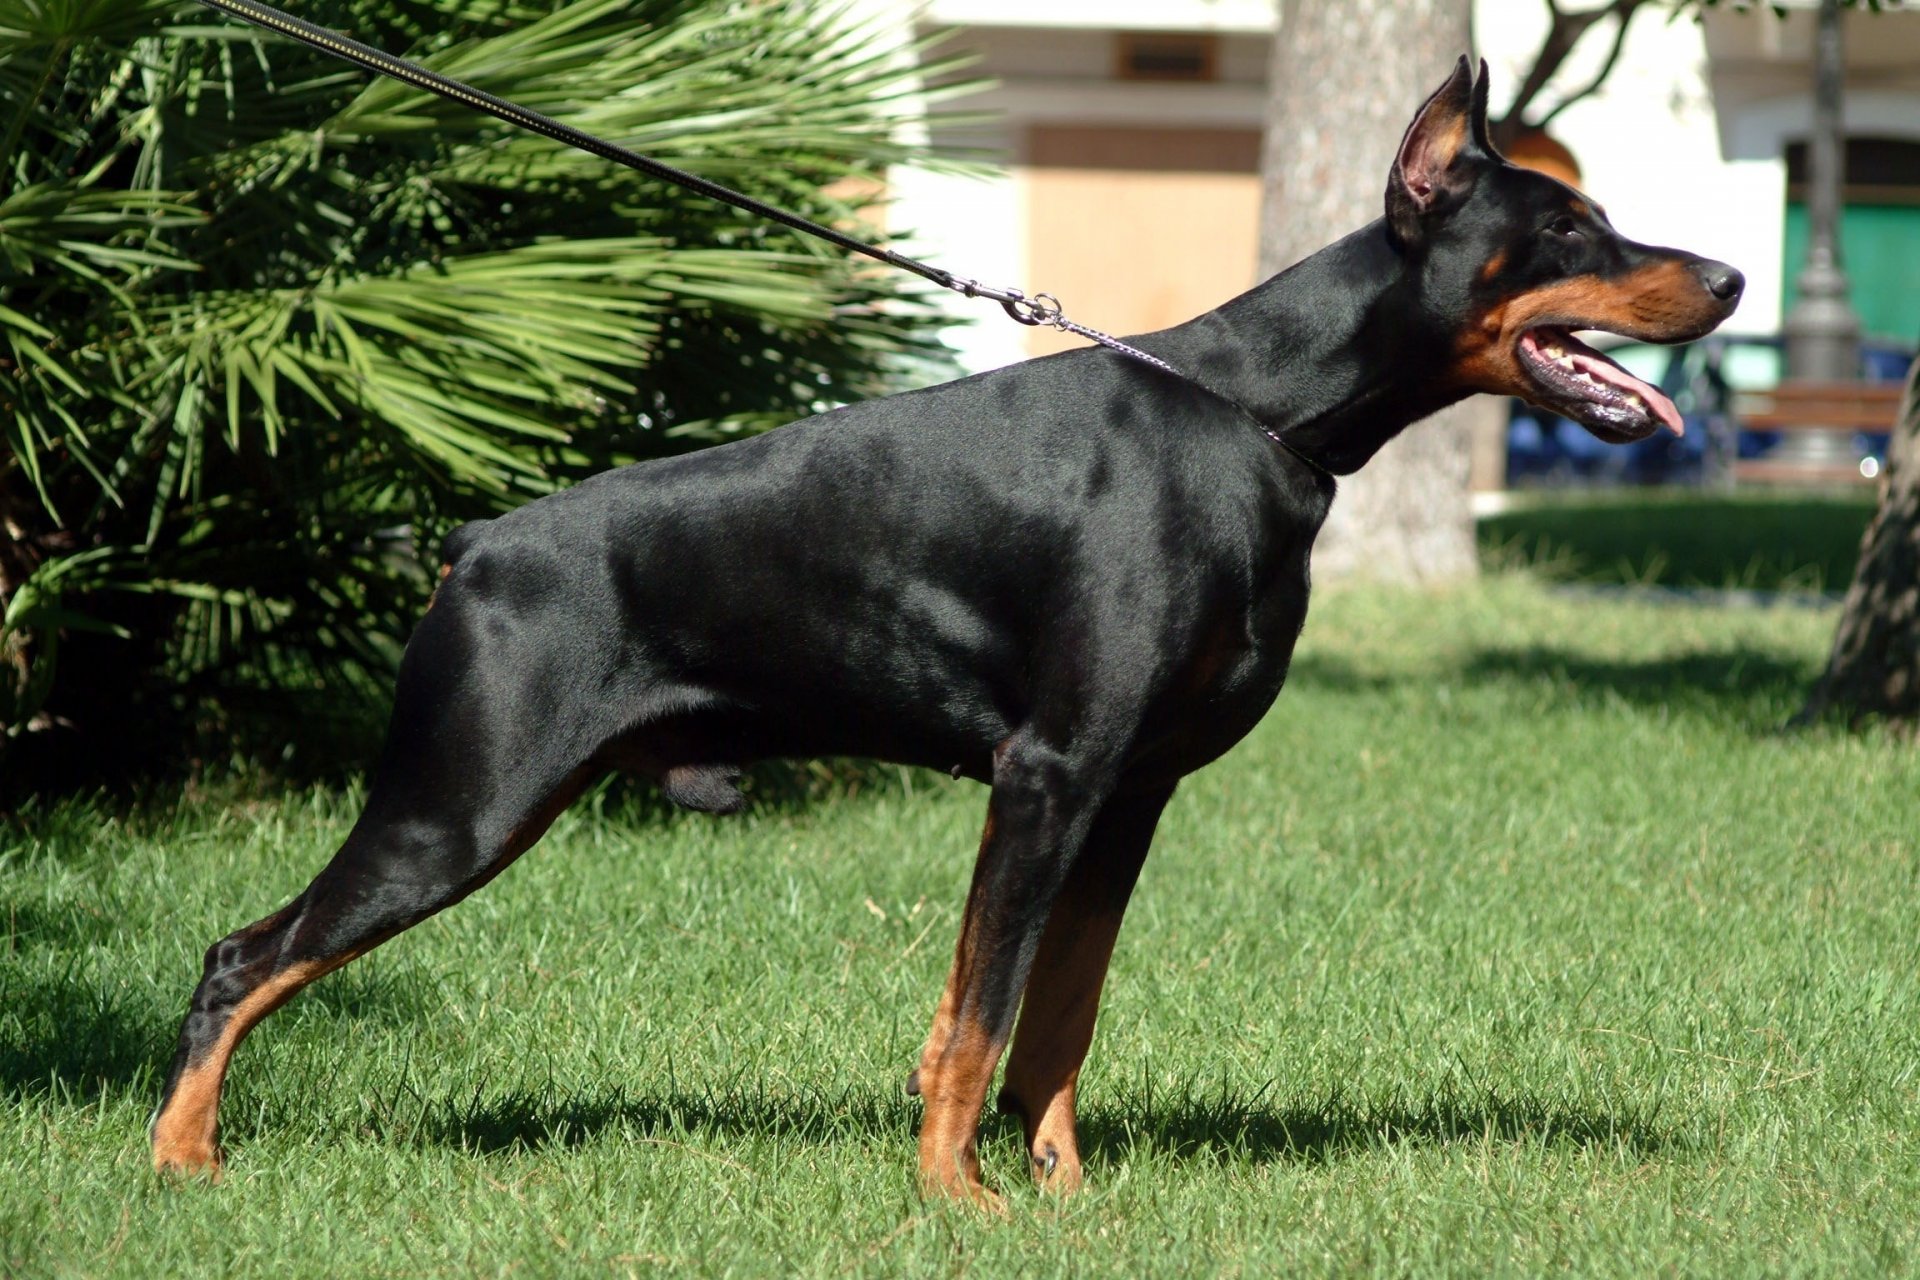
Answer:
1387, 58, 1743, 444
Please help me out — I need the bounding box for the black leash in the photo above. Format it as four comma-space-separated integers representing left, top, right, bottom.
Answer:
191, 0, 1320, 469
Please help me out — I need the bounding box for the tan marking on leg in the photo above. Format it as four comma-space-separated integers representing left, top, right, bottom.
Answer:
910, 808, 993, 1092
910, 962, 960, 1097
915, 1016, 1005, 1211
1000, 902, 1127, 1196
910, 807, 1011, 1209
1023, 1081, 1083, 1194
910, 932, 987, 1199
151, 954, 354, 1179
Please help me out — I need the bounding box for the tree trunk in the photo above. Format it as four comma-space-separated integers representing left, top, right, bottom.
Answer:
1798, 355, 1920, 728
1258, 0, 1479, 583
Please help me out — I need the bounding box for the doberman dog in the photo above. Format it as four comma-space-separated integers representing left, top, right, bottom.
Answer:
151, 59, 1741, 1204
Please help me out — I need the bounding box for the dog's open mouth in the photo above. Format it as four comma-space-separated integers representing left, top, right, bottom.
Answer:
1516, 328, 1683, 443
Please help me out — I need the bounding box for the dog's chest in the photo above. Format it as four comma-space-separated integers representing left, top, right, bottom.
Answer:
1133, 564, 1311, 779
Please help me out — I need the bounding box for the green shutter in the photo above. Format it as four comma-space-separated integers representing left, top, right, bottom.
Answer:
1782, 203, 1920, 344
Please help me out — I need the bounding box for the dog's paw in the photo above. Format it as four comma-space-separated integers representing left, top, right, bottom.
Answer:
152, 1140, 224, 1184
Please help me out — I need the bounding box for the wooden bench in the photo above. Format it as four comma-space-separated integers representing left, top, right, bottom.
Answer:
1731, 381, 1906, 486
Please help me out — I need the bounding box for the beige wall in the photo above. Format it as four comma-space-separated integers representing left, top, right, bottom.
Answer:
1022, 126, 1263, 356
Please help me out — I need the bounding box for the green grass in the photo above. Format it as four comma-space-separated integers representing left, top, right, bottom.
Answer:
1479, 491, 1877, 592
5, 577, 1919, 1276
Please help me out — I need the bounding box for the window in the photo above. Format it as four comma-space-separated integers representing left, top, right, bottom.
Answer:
1782, 137, 1920, 342
1116, 33, 1217, 83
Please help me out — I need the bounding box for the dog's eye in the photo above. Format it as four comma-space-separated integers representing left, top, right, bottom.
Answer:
1546, 215, 1581, 239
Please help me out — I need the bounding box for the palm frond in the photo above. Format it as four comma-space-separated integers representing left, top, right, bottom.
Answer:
0, 0, 977, 780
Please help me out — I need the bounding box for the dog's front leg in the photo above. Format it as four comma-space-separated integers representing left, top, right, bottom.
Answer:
995, 782, 1173, 1194
913, 732, 1117, 1208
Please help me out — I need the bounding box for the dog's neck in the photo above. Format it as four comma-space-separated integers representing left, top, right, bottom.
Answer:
1137, 222, 1470, 476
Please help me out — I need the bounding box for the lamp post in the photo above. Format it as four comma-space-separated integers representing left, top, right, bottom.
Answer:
1782, 0, 1861, 385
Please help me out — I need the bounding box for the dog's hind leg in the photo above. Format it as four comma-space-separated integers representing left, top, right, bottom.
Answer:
151, 596, 600, 1178
995, 783, 1172, 1194
910, 731, 1127, 1206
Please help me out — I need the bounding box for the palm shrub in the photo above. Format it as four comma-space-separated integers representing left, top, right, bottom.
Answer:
0, 0, 971, 789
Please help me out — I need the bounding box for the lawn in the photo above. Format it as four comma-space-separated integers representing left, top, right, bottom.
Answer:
4, 570, 1918, 1276
1479, 490, 1877, 593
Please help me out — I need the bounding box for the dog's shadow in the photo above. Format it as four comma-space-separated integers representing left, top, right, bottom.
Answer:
0, 965, 172, 1100
1070, 1084, 1673, 1167
381, 1081, 917, 1156
387, 1077, 1672, 1170
0, 933, 438, 1103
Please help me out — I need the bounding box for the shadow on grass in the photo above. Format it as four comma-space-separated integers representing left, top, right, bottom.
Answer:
292, 961, 448, 1026
1283, 653, 1398, 695
4, 748, 923, 837
1463, 644, 1814, 723
1288, 644, 1815, 728
0, 969, 172, 1101
1, 897, 122, 952
370, 1075, 1671, 1169
373, 1081, 921, 1156
1479, 494, 1874, 593
1073, 1083, 1674, 1167
0, 952, 436, 1103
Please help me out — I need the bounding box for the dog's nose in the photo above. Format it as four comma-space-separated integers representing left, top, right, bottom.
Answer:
1697, 261, 1744, 303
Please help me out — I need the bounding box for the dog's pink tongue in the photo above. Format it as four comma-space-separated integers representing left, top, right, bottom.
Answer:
1571, 349, 1685, 435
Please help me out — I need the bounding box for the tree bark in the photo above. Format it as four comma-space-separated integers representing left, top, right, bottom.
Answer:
1259, 0, 1479, 584
1798, 355, 1920, 728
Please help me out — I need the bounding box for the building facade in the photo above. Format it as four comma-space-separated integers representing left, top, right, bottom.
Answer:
878, 0, 1920, 375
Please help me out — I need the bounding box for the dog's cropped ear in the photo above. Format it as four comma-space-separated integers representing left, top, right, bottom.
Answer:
1468, 57, 1498, 157
1386, 56, 1493, 247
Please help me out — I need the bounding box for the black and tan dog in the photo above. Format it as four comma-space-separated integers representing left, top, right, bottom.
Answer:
152, 59, 1740, 1203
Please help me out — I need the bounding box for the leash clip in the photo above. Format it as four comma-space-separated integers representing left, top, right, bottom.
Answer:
948, 278, 1063, 329
1002, 291, 1063, 328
